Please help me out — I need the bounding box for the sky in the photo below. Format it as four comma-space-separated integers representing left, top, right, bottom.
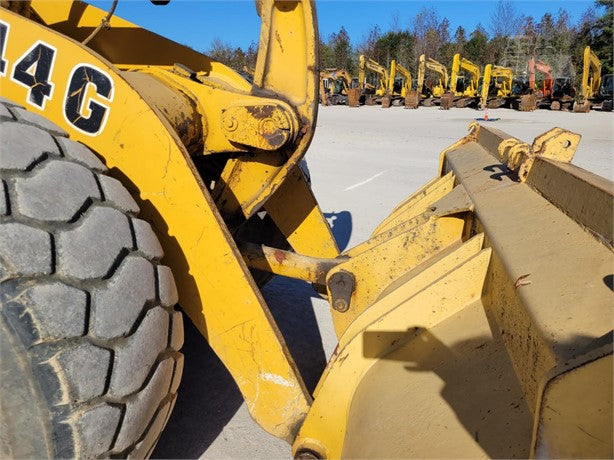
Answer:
89, 1, 599, 52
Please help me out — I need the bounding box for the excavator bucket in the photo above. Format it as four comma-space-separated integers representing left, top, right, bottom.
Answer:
293, 123, 613, 459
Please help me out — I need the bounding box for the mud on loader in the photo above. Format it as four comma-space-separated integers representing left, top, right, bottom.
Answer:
0, 1, 612, 459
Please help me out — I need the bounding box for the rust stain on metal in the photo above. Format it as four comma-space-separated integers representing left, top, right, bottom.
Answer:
246, 104, 275, 119
262, 129, 285, 148
275, 30, 284, 53
274, 250, 287, 264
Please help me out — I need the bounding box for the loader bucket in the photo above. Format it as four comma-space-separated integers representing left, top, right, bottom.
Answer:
293, 123, 613, 459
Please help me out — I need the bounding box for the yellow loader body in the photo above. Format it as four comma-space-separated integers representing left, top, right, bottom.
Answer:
0, 2, 611, 458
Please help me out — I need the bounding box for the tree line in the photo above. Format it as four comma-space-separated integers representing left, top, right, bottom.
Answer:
206, 0, 612, 84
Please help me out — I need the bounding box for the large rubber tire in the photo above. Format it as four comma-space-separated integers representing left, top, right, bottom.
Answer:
0, 98, 184, 458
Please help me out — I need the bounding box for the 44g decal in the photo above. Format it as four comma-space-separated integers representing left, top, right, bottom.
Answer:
0, 20, 114, 136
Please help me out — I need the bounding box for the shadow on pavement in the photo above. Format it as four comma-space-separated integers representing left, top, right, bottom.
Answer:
324, 211, 353, 252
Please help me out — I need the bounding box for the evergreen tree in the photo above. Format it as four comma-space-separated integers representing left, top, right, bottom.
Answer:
593, 0, 613, 72
465, 25, 489, 66
453, 26, 467, 56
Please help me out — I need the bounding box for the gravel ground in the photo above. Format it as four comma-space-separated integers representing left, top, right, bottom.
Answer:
152, 105, 613, 459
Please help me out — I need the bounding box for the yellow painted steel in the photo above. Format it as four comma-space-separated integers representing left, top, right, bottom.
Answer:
370, 172, 455, 236
394, 62, 413, 98
0, 3, 317, 441
416, 53, 426, 94
294, 237, 492, 458
328, 215, 467, 336
263, 166, 340, 258
294, 123, 612, 458
481, 64, 513, 107
32, 0, 320, 224
480, 63, 492, 108
387, 60, 412, 99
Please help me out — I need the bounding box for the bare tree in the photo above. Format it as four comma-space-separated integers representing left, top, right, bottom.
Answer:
489, 0, 521, 37
412, 7, 441, 58
389, 10, 401, 32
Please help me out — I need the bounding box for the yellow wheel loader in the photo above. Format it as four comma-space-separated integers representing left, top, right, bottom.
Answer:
0, 1, 612, 459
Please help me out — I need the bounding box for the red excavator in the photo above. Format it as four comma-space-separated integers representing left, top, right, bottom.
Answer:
528, 56, 574, 111
528, 56, 552, 109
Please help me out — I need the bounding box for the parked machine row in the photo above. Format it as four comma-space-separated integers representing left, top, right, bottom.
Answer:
319, 46, 613, 112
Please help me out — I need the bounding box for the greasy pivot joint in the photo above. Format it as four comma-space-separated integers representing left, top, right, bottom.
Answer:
221, 104, 295, 151
327, 270, 355, 313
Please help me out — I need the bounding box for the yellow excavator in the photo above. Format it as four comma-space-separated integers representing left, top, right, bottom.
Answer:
358, 54, 390, 107
573, 46, 613, 112
0, 1, 612, 459
481, 64, 535, 112
319, 68, 355, 107
414, 54, 449, 107
449, 53, 480, 108
387, 60, 413, 107
480, 64, 513, 109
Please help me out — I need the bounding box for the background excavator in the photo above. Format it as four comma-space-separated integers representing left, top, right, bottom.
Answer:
319, 68, 356, 107
527, 56, 552, 110
415, 54, 449, 107
0, 1, 612, 459
480, 64, 534, 111
358, 54, 390, 107
387, 60, 413, 107
448, 53, 481, 109
574, 46, 613, 112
